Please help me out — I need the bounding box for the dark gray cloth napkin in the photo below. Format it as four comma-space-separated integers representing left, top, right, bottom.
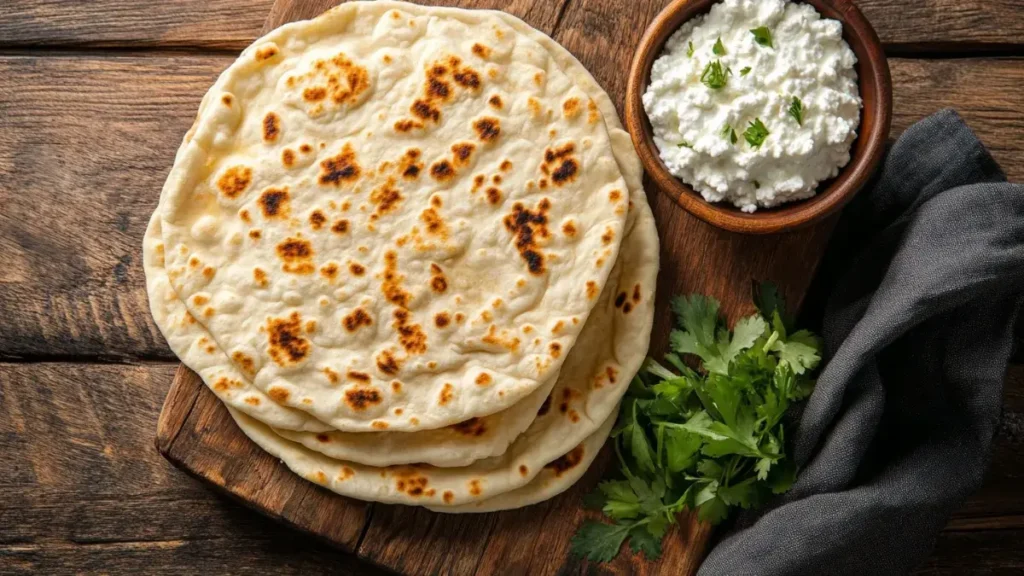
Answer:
699, 109, 1024, 575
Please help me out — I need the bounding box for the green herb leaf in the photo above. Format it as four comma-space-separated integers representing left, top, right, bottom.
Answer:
629, 525, 663, 558
750, 26, 773, 48
713, 37, 726, 56
687, 40, 695, 58
570, 521, 631, 563
720, 123, 738, 145
788, 96, 804, 126
700, 60, 730, 90
740, 66, 752, 76
678, 141, 692, 149
743, 118, 770, 148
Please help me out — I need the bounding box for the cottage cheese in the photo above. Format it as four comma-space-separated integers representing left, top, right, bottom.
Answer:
643, 0, 861, 212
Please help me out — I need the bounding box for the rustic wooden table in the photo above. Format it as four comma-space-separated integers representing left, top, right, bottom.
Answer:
1, 0, 1023, 574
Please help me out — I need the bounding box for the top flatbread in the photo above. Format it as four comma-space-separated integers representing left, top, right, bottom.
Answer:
154, 0, 631, 432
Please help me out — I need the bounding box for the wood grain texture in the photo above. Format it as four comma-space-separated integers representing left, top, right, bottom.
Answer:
2, 0, 1024, 50
0, 362, 383, 574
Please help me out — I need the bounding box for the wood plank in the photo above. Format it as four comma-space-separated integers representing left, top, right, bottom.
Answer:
0, 0, 274, 50
0, 362, 383, 574
914, 530, 1024, 575
1, 53, 1021, 361
2, 0, 1023, 51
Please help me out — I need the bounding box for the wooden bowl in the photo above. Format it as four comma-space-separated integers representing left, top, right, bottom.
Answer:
625, 0, 893, 235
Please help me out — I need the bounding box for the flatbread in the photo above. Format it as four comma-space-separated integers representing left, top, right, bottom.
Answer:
153, 0, 631, 432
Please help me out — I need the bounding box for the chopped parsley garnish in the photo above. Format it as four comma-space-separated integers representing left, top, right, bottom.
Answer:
713, 37, 726, 56
788, 96, 804, 126
687, 41, 695, 58
743, 118, 770, 148
569, 283, 821, 563
700, 60, 730, 90
678, 141, 693, 149
721, 123, 738, 145
740, 66, 752, 76
750, 26, 773, 48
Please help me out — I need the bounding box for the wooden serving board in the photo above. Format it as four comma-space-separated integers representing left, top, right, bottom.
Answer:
156, 0, 840, 573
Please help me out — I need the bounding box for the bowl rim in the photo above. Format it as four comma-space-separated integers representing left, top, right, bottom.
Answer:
625, 0, 893, 235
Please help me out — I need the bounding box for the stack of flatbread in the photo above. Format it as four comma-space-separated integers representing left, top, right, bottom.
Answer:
144, 1, 658, 512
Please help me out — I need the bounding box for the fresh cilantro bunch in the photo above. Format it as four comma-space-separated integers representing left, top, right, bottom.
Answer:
571, 283, 821, 563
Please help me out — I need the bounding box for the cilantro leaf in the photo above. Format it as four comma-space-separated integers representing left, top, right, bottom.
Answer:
769, 330, 821, 375
750, 26, 773, 48
752, 281, 789, 327
740, 66, 752, 76
665, 428, 703, 473
713, 37, 726, 56
687, 40, 695, 58
570, 521, 630, 563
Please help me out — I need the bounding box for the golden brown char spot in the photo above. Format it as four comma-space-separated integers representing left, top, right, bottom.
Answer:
438, 383, 454, 406
454, 313, 465, 323
518, 465, 529, 477
318, 262, 339, 281
623, 302, 633, 314
528, 97, 542, 117
263, 112, 281, 143
475, 373, 492, 387
249, 229, 262, 240
393, 309, 427, 355
349, 262, 366, 276
266, 312, 311, 367
587, 99, 600, 124
394, 470, 433, 497
276, 237, 315, 275
482, 324, 520, 352
322, 367, 340, 385
309, 210, 327, 230
491, 174, 503, 185
434, 312, 451, 328
429, 159, 455, 182
380, 251, 411, 308
453, 68, 481, 90
345, 386, 382, 411
239, 209, 252, 224
468, 479, 482, 496
221, 94, 233, 106
499, 160, 513, 173
300, 143, 312, 154
331, 219, 350, 235
188, 257, 200, 269
562, 97, 582, 120
486, 188, 502, 205
410, 99, 440, 123
268, 386, 290, 403
451, 142, 476, 166
339, 466, 355, 481
633, 284, 642, 303
282, 148, 296, 168
602, 226, 615, 245
347, 371, 371, 383
232, 351, 256, 376
472, 43, 492, 58
400, 149, 423, 179
302, 53, 370, 109
394, 119, 424, 133
371, 420, 389, 430
376, 349, 402, 375
585, 281, 599, 300
502, 199, 552, 276
545, 444, 585, 477
259, 187, 291, 219
244, 396, 261, 406
614, 292, 627, 308
202, 266, 216, 279
549, 342, 562, 358
542, 143, 580, 187
217, 166, 252, 199
253, 267, 269, 287
488, 94, 503, 109
391, 381, 402, 393
303, 86, 327, 102
369, 177, 403, 219
472, 174, 486, 194
473, 117, 501, 142
305, 320, 318, 334
191, 295, 209, 306
609, 190, 622, 202
255, 44, 278, 61
452, 417, 486, 437
420, 208, 449, 241
319, 143, 361, 187
343, 307, 373, 332
443, 491, 455, 504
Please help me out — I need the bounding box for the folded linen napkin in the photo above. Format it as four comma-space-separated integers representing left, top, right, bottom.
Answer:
700, 109, 1024, 575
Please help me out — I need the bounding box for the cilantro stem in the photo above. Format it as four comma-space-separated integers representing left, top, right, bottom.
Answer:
763, 330, 779, 353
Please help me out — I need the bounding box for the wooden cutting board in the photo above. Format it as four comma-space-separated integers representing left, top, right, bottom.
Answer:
156, 0, 839, 573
